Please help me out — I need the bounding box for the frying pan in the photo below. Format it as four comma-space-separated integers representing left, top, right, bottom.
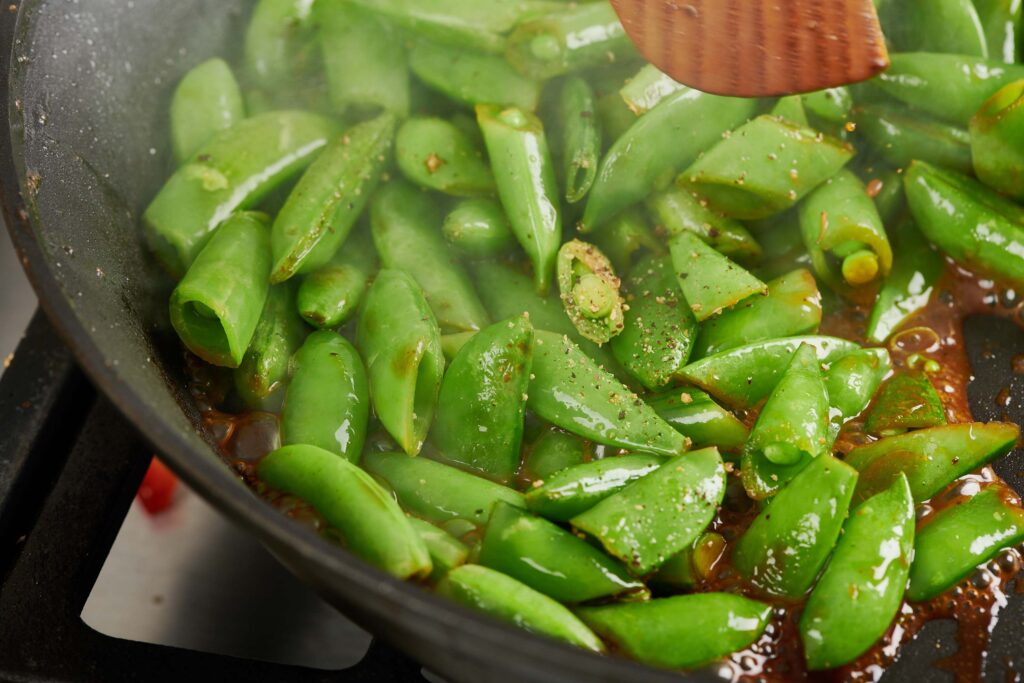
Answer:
1, 2, 1022, 681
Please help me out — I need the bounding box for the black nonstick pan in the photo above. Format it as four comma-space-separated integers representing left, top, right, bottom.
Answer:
1, 2, 1022, 681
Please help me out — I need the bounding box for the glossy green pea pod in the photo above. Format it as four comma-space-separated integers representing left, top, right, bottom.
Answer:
881, 0, 988, 56
751, 214, 814, 282
611, 255, 697, 390
363, 452, 525, 526
521, 427, 587, 482
874, 53, 1024, 126
410, 41, 540, 111
855, 103, 973, 175
800, 475, 915, 670
596, 90, 636, 143
553, 77, 601, 204
170, 58, 244, 165
281, 331, 369, 463
478, 105, 562, 294
682, 115, 855, 221
669, 231, 768, 322
432, 317, 534, 483
442, 199, 516, 258
865, 167, 907, 226
260, 444, 431, 580
437, 565, 604, 652
646, 186, 763, 264
316, 1, 409, 116
296, 230, 377, 330
590, 208, 662, 274
581, 89, 757, 232
395, 118, 495, 197
371, 181, 489, 332
479, 502, 645, 603
530, 331, 688, 456
234, 284, 307, 410
846, 422, 1020, 505
506, 2, 636, 80
735, 455, 858, 598
971, 80, 1024, 200
578, 594, 771, 669
904, 161, 1024, 286
244, 0, 317, 93
823, 348, 892, 434
771, 95, 809, 127
865, 372, 946, 435
693, 269, 822, 359
356, 270, 445, 455
802, 87, 853, 124
647, 389, 748, 452
169, 212, 271, 368
650, 531, 726, 589
525, 454, 665, 522
144, 111, 338, 276
270, 114, 396, 283
866, 222, 945, 344
741, 345, 830, 501
572, 448, 725, 575
407, 517, 469, 581
908, 484, 1024, 601
680, 335, 858, 410
619, 64, 684, 116
557, 240, 625, 344
798, 170, 893, 293
974, 0, 1022, 63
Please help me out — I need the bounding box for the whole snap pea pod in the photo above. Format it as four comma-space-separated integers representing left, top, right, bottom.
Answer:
553, 77, 601, 204
522, 427, 587, 482
169, 212, 271, 368
170, 58, 244, 165
974, 0, 1022, 63
908, 484, 1024, 601
680, 335, 859, 410
395, 118, 495, 197
525, 454, 665, 522
530, 331, 688, 456
646, 186, 763, 264
771, 95, 809, 127
478, 105, 562, 294
577, 594, 771, 669
363, 452, 525, 526
270, 113, 396, 283
581, 89, 758, 232
735, 455, 858, 598
682, 115, 855, 221
800, 475, 915, 670
882, 0, 988, 57
971, 79, 1024, 200
296, 230, 377, 330
442, 199, 516, 258
669, 231, 768, 322
798, 170, 893, 293
845, 422, 1020, 505
244, 0, 317, 94
802, 87, 853, 124
557, 240, 625, 344
506, 2, 636, 80
866, 222, 945, 344
356, 270, 445, 456
591, 208, 663, 274
316, 1, 409, 116
855, 104, 973, 175
407, 517, 469, 581
479, 502, 646, 603
619, 64, 685, 116
437, 565, 605, 652
432, 317, 534, 483
572, 448, 725, 575
650, 531, 726, 589
260, 444, 431, 580
741, 344, 831, 500
647, 389, 748, 452
280, 331, 368, 463
371, 181, 489, 332
822, 348, 892, 436
410, 41, 540, 112
865, 372, 946, 435
235, 283, 307, 411
874, 53, 1024, 126
144, 111, 338, 276
611, 255, 697, 390
904, 161, 1024, 286
693, 269, 822, 359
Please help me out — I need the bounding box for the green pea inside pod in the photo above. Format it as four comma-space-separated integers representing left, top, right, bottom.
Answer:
557, 240, 625, 345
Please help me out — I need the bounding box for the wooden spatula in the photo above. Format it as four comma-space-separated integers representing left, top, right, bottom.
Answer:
610, 0, 889, 97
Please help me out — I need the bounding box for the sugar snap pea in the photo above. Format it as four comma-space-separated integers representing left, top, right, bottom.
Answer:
802, 87, 853, 125
822, 347, 892, 436
619, 64, 684, 116
557, 240, 624, 344
865, 372, 947, 435
395, 117, 496, 197
442, 199, 516, 258
408, 517, 469, 581
525, 454, 665, 522
866, 222, 945, 344
970, 79, 1024, 200
235, 283, 307, 411
591, 208, 662, 273
244, 0, 318, 99
855, 103, 973, 174
646, 186, 763, 264
669, 231, 768, 322
410, 41, 540, 111
882, 0, 989, 57
552, 76, 601, 204
771, 95, 809, 127
170, 58, 244, 165
647, 389, 749, 452
974, 0, 1023, 63
521, 427, 587, 482
296, 230, 376, 330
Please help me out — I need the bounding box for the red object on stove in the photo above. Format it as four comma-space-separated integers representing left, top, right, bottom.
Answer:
137, 457, 178, 514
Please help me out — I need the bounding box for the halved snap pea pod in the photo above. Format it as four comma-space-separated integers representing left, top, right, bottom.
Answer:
170, 58, 244, 165
234, 283, 307, 411
525, 454, 665, 522
407, 517, 469, 582
865, 372, 947, 435
650, 531, 727, 589
822, 347, 892, 438
410, 40, 540, 111
647, 389, 749, 452
296, 230, 377, 330
970, 79, 1024, 201
521, 427, 588, 483
590, 208, 663, 274
802, 87, 853, 125
646, 185, 763, 264
669, 231, 768, 322
855, 103, 973, 175
557, 240, 625, 345
619, 64, 685, 116
395, 117, 496, 197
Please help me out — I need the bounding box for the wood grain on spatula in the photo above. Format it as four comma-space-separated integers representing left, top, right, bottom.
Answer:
610, 0, 889, 97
